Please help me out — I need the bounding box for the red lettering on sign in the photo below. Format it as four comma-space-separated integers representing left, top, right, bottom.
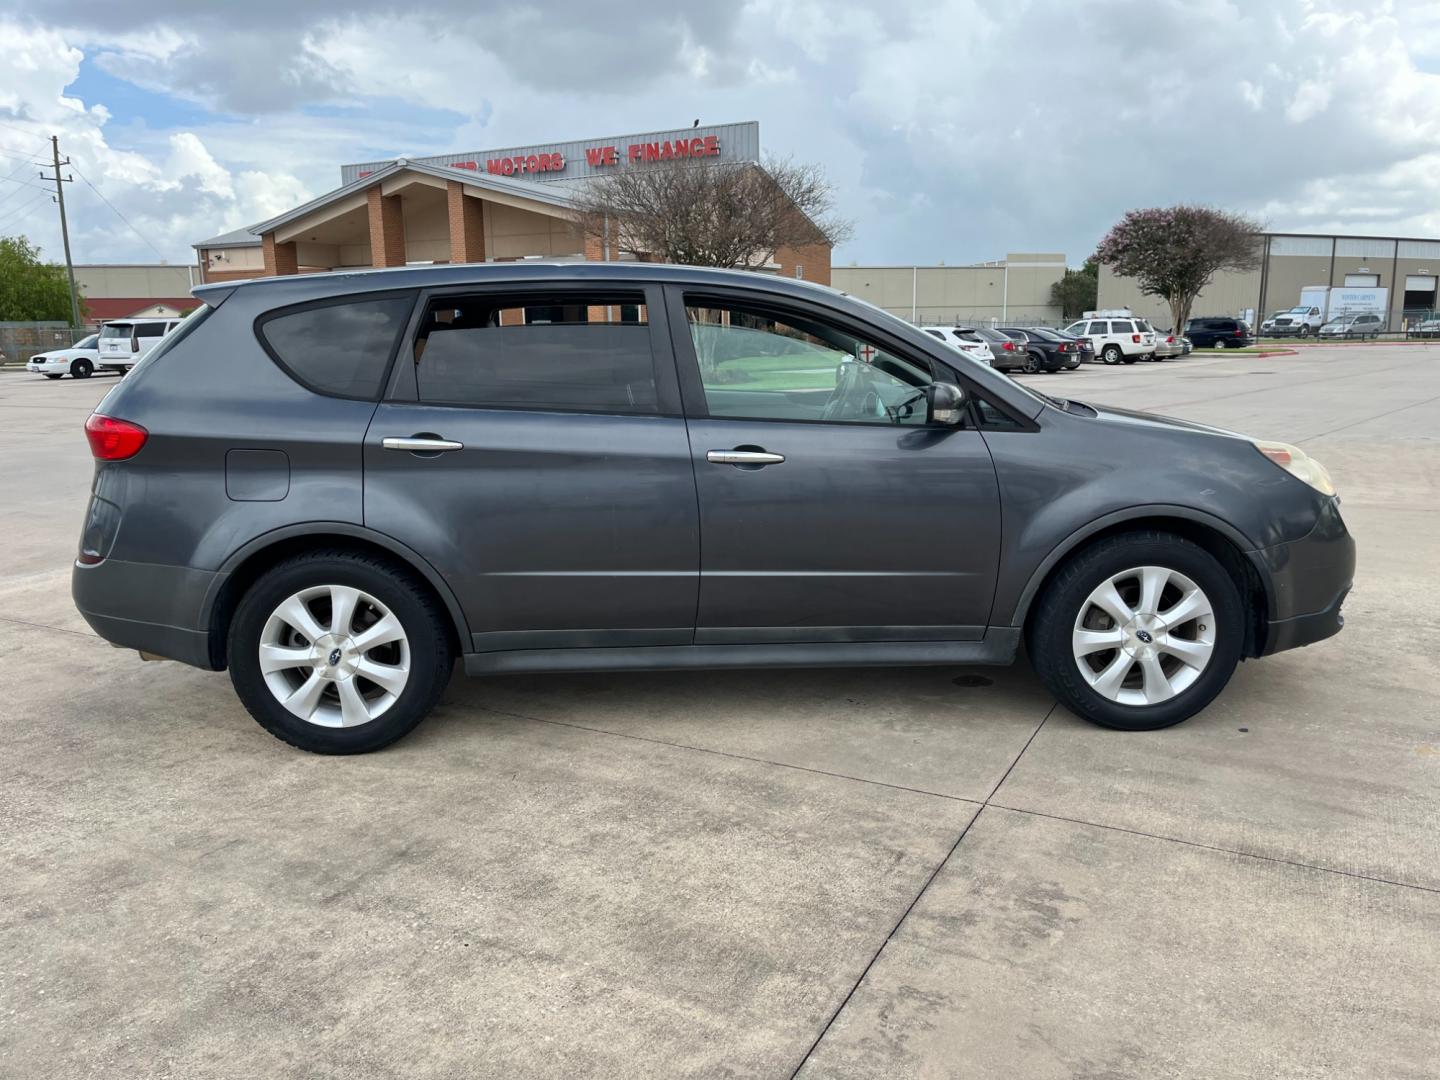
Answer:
358, 170, 372, 178
627, 144, 642, 163
585, 147, 606, 166
703, 135, 719, 156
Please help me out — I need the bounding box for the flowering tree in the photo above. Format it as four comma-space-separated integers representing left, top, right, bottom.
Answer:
1096, 206, 1263, 332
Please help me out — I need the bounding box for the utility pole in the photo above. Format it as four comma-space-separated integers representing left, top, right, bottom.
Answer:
41, 135, 81, 328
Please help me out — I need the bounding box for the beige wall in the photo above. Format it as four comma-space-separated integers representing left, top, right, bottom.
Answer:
202, 246, 264, 274
832, 254, 1066, 325
1099, 234, 1440, 330
402, 195, 451, 264
485, 202, 584, 260
75, 264, 198, 298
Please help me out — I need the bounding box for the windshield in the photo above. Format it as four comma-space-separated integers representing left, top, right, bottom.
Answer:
1025, 327, 1064, 341
1286, 307, 1309, 314
75, 334, 97, 349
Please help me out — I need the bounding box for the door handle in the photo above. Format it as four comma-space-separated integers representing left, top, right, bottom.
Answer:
383, 436, 464, 453
707, 449, 785, 466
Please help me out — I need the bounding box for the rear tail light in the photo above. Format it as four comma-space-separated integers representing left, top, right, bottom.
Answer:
1003, 341, 1016, 351
1131, 334, 1141, 343
85, 414, 148, 461
1167, 335, 1175, 343
1236, 329, 1243, 337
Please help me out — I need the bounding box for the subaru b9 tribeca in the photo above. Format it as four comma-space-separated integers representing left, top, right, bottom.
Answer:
73, 263, 1355, 753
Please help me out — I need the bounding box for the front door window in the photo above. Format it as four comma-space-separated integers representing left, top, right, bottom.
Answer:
684, 303, 933, 425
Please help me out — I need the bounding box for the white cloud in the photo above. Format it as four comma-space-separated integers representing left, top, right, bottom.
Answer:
4, 0, 1440, 267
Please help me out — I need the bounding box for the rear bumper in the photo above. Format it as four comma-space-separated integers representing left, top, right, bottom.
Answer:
1251, 498, 1356, 657
73, 557, 223, 669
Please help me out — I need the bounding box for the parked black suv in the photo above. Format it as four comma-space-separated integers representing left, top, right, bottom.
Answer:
74, 264, 1353, 753
1184, 317, 1254, 349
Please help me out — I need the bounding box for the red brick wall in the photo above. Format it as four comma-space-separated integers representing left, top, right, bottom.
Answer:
774, 240, 832, 286
447, 181, 486, 264
262, 234, 298, 276
368, 187, 406, 267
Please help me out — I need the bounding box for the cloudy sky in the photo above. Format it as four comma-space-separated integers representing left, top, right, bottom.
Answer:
1, 0, 1439, 269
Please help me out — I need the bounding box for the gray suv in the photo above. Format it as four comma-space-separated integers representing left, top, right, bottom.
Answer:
74, 264, 1355, 753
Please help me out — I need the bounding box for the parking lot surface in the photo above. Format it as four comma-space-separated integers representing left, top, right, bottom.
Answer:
2, 346, 1438, 1078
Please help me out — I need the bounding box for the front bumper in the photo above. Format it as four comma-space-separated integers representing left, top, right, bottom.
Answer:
1250, 497, 1355, 657
73, 557, 225, 669
27, 358, 67, 373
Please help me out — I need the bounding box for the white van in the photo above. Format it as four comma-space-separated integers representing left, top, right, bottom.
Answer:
98, 318, 182, 373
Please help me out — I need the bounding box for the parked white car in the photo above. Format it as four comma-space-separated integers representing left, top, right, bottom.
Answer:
25, 333, 102, 379
1319, 313, 1384, 340
1063, 316, 1157, 364
98, 318, 182, 372
921, 326, 994, 366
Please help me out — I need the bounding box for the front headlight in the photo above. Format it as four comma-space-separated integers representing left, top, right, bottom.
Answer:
1253, 439, 1336, 495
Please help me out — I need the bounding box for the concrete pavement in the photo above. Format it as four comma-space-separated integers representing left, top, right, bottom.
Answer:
1, 346, 1437, 1078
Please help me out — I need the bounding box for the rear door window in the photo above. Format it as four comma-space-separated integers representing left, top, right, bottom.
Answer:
414, 292, 659, 413
258, 293, 415, 399
1087, 321, 1110, 335
1111, 320, 1135, 333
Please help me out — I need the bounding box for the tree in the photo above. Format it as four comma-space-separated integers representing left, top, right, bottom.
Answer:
0, 236, 79, 322
571, 155, 851, 271
1096, 206, 1262, 332
1050, 256, 1098, 318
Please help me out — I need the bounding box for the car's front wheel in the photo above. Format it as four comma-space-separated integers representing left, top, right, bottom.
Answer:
1029, 532, 1243, 730
228, 550, 455, 753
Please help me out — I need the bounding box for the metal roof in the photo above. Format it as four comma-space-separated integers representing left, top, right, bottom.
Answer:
193, 226, 263, 249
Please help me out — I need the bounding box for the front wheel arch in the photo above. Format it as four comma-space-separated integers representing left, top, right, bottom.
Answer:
1010, 510, 1269, 657
204, 525, 470, 670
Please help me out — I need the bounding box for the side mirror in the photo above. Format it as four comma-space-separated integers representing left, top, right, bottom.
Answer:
926, 381, 966, 426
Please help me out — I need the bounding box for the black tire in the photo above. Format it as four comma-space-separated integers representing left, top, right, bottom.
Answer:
1023, 352, 1041, 374
72, 359, 93, 378
1028, 531, 1243, 731
44, 373, 63, 379
1121, 354, 1137, 364
1101, 344, 1122, 365
228, 550, 455, 753
1298, 326, 1310, 338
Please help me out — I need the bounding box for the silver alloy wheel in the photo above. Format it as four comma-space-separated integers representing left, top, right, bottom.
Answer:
258, 585, 411, 728
1071, 565, 1215, 706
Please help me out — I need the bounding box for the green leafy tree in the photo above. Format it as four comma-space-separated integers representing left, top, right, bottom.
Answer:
1050, 256, 1098, 318
1097, 206, 1262, 333
0, 236, 79, 322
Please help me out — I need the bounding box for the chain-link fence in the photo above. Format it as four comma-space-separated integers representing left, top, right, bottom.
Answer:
0, 323, 91, 363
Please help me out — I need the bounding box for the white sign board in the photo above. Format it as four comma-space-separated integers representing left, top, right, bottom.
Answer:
1327, 287, 1388, 318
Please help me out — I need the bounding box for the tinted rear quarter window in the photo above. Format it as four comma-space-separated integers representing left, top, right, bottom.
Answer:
1111, 320, 1134, 333
259, 294, 414, 398
414, 293, 657, 413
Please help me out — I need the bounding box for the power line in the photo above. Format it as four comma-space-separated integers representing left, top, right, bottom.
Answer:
0, 190, 51, 234
69, 160, 169, 262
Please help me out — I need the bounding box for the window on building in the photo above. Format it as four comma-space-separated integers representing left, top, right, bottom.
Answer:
684, 300, 933, 425
257, 294, 414, 398
414, 293, 657, 412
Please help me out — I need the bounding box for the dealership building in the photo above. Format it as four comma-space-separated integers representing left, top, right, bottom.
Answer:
1099, 232, 1440, 330
833, 255, 1067, 325
194, 121, 831, 287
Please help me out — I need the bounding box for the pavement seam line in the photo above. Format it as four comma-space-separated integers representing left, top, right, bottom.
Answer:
472, 703, 985, 805
985, 802, 1440, 896
0, 613, 98, 639
1297, 389, 1440, 444
784, 702, 1058, 1080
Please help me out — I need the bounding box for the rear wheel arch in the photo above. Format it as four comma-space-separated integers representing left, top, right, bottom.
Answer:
203, 525, 469, 670
1010, 510, 1270, 657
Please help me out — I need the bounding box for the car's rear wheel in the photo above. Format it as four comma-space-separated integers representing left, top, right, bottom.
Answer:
71, 359, 93, 378
1101, 344, 1122, 365
1213, 339, 1228, 350
228, 551, 454, 753
1023, 352, 1041, 374
1029, 532, 1243, 730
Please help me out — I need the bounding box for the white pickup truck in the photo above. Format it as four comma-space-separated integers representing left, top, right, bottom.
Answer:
1268, 305, 1324, 337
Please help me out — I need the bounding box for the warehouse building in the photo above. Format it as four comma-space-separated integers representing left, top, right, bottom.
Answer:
74, 264, 200, 328
194, 121, 830, 287
832, 254, 1067, 325
1099, 232, 1440, 331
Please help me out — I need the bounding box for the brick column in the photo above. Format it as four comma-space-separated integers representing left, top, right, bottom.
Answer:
584, 224, 608, 321
447, 181, 486, 265
262, 233, 298, 276
367, 187, 406, 268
